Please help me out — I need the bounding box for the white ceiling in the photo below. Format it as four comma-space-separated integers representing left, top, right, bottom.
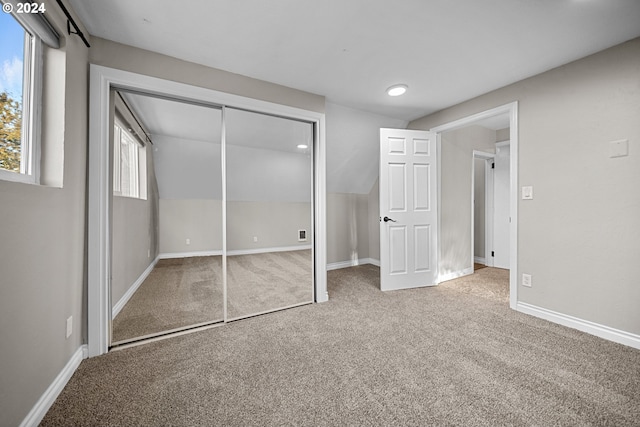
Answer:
71, 0, 640, 121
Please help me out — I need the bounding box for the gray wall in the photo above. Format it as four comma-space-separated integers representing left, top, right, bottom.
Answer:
410, 37, 640, 335
227, 144, 311, 203
90, 37, 325, 114
153, 135, 222, 200
439, 126, 497, 276
0, 5, 89, 426
158, 199, 311, 254
368, 178, 381, 263
324, 103, 407, 266
327, 193, 370, 264
227, 201, 311, 251
159, 199, 222, 254
496, 127, 510, 142
111, 136, 159, 305
326, 102, 407, 193
152, 133, 312, 255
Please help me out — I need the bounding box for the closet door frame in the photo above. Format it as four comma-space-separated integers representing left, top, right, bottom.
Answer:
88, 64, 327, 357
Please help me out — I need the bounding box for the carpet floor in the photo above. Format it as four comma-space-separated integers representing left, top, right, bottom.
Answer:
43, 265, 640, 426
112, 250, 313, 343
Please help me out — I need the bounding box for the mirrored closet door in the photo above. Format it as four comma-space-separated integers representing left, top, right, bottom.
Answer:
225, 108, 314, 320
110, 91, 224, 344
109, 93, 315, 346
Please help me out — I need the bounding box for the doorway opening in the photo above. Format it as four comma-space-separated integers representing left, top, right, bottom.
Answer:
431, 102, 518, 309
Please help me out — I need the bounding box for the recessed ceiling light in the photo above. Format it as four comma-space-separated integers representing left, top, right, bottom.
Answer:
387, 84, 408, 96
297, 144, 308, 149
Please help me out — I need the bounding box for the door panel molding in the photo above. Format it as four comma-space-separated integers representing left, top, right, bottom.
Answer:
380, 128, 438, 291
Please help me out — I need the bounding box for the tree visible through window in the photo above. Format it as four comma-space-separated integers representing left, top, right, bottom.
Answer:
0, 11, 29, 174
0, 91, 22, 171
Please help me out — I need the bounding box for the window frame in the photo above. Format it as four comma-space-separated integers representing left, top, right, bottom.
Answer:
113, 116, 147, 200
0, 14, 43, 184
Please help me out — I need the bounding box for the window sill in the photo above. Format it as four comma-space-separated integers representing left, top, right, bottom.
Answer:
0, 169, 39, 185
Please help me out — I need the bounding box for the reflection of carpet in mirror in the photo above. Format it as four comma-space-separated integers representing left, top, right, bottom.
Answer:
112, 250, 312, 343
227, 249, 313, 320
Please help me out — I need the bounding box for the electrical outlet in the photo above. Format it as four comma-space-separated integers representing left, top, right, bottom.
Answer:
253, 236, 258, 243
147, 249, 151, 258
186, 238, 191, 245
66, 316, 73, 338
522, 274, 532, 288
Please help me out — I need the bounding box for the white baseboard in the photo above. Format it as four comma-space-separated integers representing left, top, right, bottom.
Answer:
517, 302, 640, 350
316, 291, 329, 303
327, 258, 379, 271
366, 258, 380, 267
228, 245, 312, 256
159, 250, 221, 259
474, 256, 487, 265
112, 256, 159, 318
159, 246, 312, 260
20, 345, 87, 427
438, 266, 474, 283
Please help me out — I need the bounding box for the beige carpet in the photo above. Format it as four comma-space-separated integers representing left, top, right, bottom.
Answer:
474, 262, 488, 271
112, 250, 313, 343
112, 256, 224, 343
441, 266, 509, 303
44, 265, 640, 426
227, 249, 313, 319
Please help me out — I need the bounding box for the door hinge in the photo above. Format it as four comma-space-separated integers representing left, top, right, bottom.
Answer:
491, 162, 495, 169
491, 251, 495, 257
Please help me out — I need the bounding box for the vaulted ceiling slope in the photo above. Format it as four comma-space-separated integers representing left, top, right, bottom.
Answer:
69, 0, 640, 121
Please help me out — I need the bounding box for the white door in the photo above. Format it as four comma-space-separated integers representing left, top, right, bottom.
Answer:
380, 128, 438, 291
493, 142, 510, 269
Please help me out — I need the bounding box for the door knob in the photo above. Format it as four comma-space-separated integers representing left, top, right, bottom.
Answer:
383, 216, 396, 223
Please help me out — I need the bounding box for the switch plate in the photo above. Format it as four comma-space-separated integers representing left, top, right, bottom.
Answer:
522, 186, 533, 200
186, 238, 190, 245
522, 274, 532, 288
66, 316, 73, 338
253, 236, 258, 243
609, 139, 629, 158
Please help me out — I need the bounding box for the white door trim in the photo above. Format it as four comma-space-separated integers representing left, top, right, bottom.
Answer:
88, 64, 327, 357
472, 151, 495, 268
430, 102, 518, 309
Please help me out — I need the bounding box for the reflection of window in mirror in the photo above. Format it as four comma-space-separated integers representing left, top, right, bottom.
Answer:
113, 117, 147, 200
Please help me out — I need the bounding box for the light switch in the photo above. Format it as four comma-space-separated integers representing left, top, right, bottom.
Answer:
522, 186, 533, 200
609, 139, 629, 158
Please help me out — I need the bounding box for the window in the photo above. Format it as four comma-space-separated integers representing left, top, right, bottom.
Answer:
113, 118, 147, 199
0, 10, 41, 183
